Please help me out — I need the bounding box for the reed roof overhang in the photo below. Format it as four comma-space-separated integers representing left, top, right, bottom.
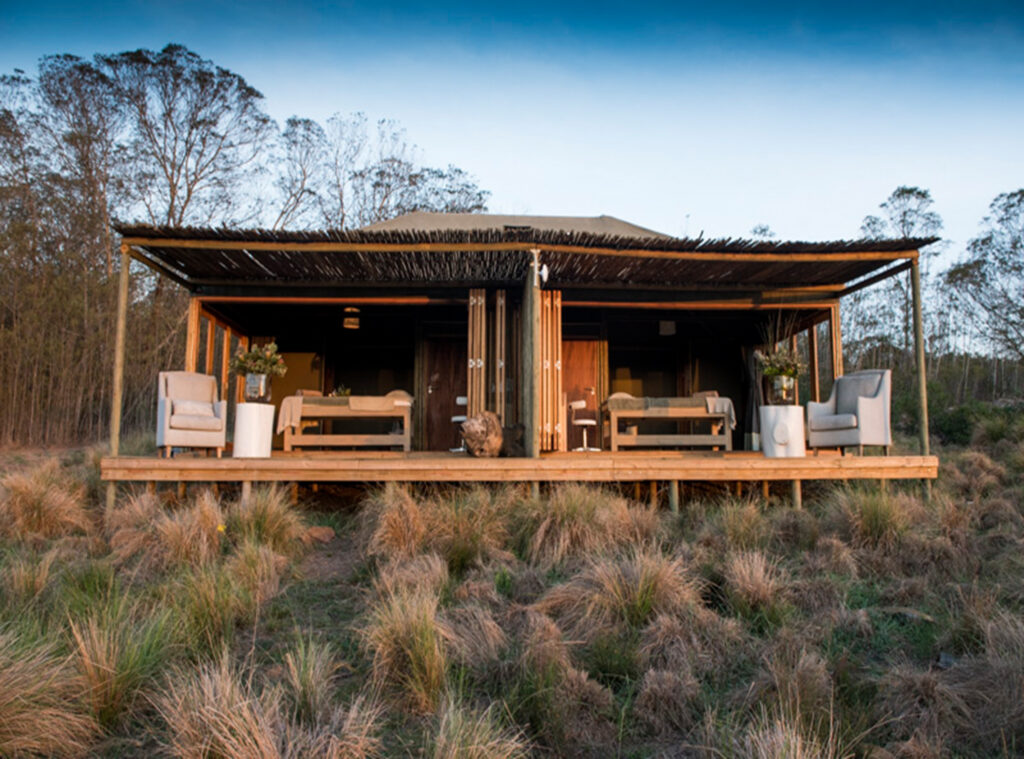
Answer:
114, 223, 936, 297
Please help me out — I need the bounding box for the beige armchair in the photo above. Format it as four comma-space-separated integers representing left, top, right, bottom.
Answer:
156, 371, 226, 457
807, 369, 891, 452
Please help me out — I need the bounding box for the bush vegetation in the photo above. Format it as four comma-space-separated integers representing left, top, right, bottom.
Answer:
1, 415, 1024, 756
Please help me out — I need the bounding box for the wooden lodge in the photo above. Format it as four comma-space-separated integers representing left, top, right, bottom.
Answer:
101, 213, 939, 502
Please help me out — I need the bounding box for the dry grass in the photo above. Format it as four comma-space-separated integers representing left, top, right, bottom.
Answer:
718, 497, 770, 550
635, 667, 700, 736
374, 552, 450, 599
423, 487, 514, 574
0, 459, 92, 541
283, 635, 344, 724
177, 563, 243, 654
225, 538, 287, 610
739, 707, 850, 759
0, 628, 97, 757
361, 587, 451, 713
944, 450, 1006, 500
155, 653, 283, 759
69, 596, 173, 729
365, 483, 427, 561
639, 609, 745, 678
2, 547, 58, 605
431, 695, 530, 759
519, 483, 652, 567
535, 546, 701, 640
105, 491, 163, 569
724, 550, 786, 621
445, 604, 508, 671
832, 487, 909, 548
227, 485, 306, 556
156, 489, 225, 567
877, 664, 969, 746
285, 696, 385, 759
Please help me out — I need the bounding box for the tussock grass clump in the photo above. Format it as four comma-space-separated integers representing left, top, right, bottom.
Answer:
177, 564, 244, 655
365, 483, 427, 561
0, 459, 92, 541
431, 695, 531, 759
374, 552, 450, 599
639, 609, 745, 679
361, 587, 451, 713
756, 648, 833, 730
877, 664, 968, 746
944, 450, 1006, 500
739, 707, 849, 759
227, 485, 306, 556
717, 497, 770, 550
156, 489, 225, 567
283, 635, 344, 725
536, 546, 701, 640
519, 483, 652, 567
105, 491, 163, 569
832, 486, 908, 548
446, 604, 508, 671
225, 538, 287, 610
424, 487, 514, 575
155, 653, 283, 759
69, 596, 173, 729
2, 547, 58, 606
635, 667, 700, 736
724, 550, 787, 627
288, 696, 386, 758
0, 628, 97, 757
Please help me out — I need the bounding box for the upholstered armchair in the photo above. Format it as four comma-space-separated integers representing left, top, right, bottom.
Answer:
807, 369, 891, 452
156, 371, 227, 457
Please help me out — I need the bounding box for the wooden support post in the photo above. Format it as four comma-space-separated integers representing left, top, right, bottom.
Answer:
220, 327, 231, 404
523, 251, 542, 458
236, 335, 249, 403
241, 481, 252, 505
649, 480, 658, 509
668, 480, 679, 515
107, 246, 132, 510
910, 260, 931, 498
790, 334, 800, 401
807, 325, 820, 403
185, 298, 201, 371
204, 314, 215, 374
791, 480, 802, 509
829, 303, 844, 380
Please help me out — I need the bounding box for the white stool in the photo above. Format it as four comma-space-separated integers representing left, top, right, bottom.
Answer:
569, 399, 600, 452
759, 405, 806, 458
450, 395, 468, 452
233, 402, 275, 458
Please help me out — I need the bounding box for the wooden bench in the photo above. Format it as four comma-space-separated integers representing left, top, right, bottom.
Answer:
281, 393, 412, 451
602, 394, 734, 452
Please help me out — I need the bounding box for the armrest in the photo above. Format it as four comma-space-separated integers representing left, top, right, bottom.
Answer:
214, 400, 227, 420
158, 397, 172, 427
856, 392, 891, 443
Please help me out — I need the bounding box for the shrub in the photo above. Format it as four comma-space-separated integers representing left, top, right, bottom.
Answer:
535, 547, 701, 641
364, 483, 426, 561
361, 587, 451, 713
69, 596, 174, 729
155, 653, 283, 759
0, 628, 96, 756
518, 483, 652, 567
431, 694, 531, 759
283, 634, 343, 725
227, 485, 306, 556
0, 459, 92, 541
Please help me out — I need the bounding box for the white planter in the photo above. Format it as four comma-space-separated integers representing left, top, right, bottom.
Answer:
759, 405, 806, 458
233, 402, 275, 458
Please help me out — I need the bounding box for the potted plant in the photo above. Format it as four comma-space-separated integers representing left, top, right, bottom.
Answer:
231, 342, 287, 403
755, 345, 802, 405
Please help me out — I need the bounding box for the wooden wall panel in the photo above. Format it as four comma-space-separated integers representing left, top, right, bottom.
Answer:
538, 291, 563, 452
467, 289, 487, 417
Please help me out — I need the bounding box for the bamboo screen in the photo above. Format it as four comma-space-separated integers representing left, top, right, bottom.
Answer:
539, 290, 564, 452
467, 289, 487, 417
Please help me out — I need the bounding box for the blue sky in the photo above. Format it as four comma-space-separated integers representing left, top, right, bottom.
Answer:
2, 1, 1023, 252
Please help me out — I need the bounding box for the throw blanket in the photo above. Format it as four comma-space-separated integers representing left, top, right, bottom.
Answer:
604, 392, 737, 430
277, 390, 413, 434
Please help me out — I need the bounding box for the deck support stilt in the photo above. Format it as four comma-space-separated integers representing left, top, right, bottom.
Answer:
910, 259, 931, 500
106, 245, 131, 511
241, 481, 252, 505
668, 480, 679, 515
791, 480, 802, 509
649, 480, 657, 508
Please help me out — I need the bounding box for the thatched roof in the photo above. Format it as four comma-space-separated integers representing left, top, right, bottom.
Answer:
113, 218, 936, 294
361, 212, 670, 237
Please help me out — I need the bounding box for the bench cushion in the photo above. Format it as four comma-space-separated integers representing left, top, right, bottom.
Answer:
170, 413, 224, 431
809, 413, 858, 432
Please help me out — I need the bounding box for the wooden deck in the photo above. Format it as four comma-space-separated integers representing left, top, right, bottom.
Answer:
101, 450, 938, 483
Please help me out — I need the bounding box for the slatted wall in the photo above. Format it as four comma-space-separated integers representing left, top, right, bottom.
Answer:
539, 290, 564, 451
467, 289, 487, 417
490, 291, 507, 423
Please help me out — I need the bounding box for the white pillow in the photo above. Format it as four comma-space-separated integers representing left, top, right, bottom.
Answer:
173, 399, 215, 417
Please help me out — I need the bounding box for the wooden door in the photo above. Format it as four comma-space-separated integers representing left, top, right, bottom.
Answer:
422, 339, 468, 451
562, 339, 601, 451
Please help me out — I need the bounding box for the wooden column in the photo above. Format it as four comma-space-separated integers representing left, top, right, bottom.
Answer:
106, 245, 131, 509
468, 289, 487, 417
204, 314, 216, 374
828, 303, 844, 381
523, 251, 542, 458
235, 335, 250, 403
807, 324, 820, 403
184, 297, 202, 371
911, 259, 930, 460
220, 327, 231, 404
